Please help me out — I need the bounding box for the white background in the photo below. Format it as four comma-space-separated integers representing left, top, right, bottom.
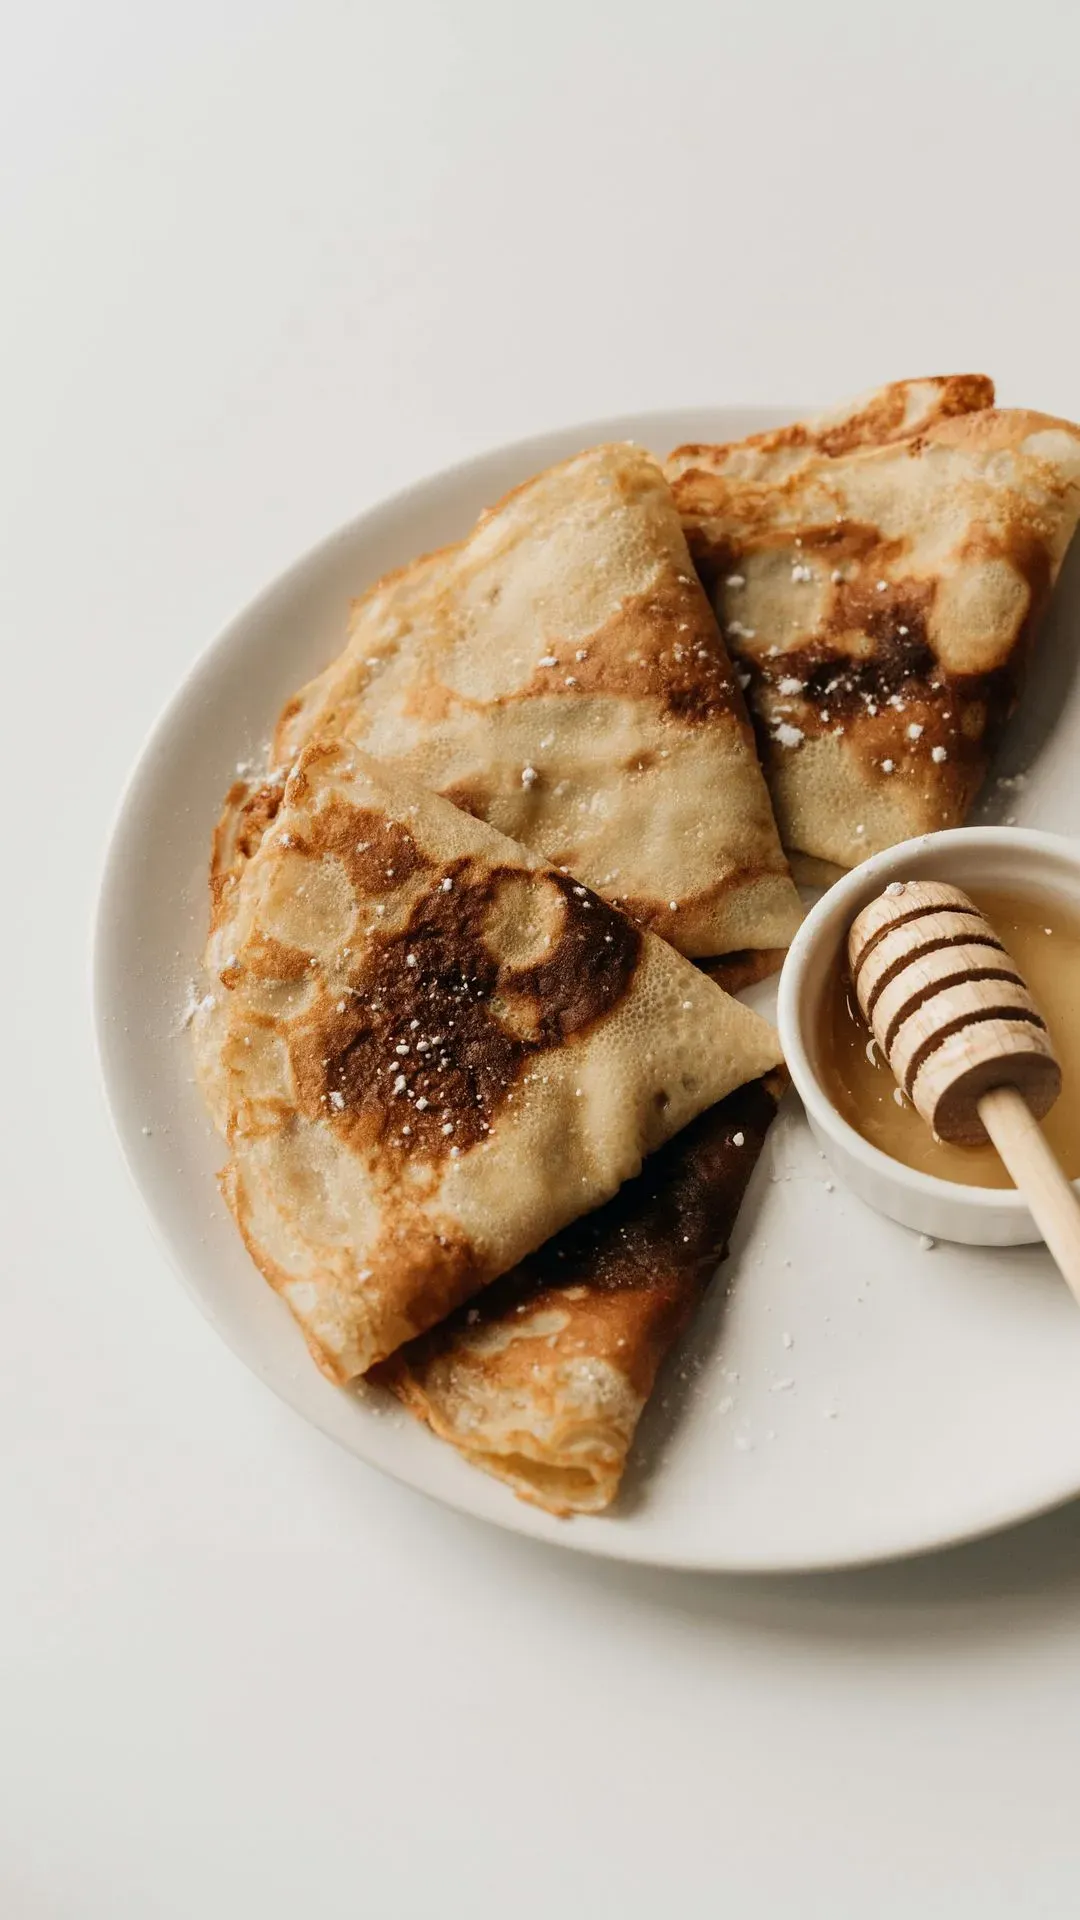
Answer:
5, 2, 1080, 1914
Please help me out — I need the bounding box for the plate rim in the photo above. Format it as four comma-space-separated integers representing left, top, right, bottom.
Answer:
91, 403, 1080, 1575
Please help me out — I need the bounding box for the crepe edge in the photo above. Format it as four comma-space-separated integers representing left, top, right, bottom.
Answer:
375, 1070, 788, 1518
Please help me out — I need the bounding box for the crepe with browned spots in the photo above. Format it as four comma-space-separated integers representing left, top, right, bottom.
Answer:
193, 743, 784, 1382
220, 443, 802, 961
668, 378, 1080, 870
375, 1071, 785, 1515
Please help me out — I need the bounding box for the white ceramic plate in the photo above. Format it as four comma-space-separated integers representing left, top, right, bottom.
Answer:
93, 407, 1080, 1572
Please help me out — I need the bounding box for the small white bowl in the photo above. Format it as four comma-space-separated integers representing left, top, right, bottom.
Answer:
777, 827, 1080, 1246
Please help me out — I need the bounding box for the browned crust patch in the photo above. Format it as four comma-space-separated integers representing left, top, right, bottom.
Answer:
224, 790, 646, 1172
308, 863, 640, 1166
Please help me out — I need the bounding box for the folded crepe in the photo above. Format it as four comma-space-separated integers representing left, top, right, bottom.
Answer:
376, 1070, 786, 1515
194, 741, 784, 1381
222, 443, 802, 962
668, 378, 1080, 871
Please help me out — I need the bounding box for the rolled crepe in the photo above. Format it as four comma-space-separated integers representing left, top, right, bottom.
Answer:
376, 1071, 786, 1515
668, 378, 1080, 870
220, 443, 802, 961
194, 742, 784, 1381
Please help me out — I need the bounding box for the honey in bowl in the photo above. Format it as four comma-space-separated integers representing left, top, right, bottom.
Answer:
820, 888, 1080, 1188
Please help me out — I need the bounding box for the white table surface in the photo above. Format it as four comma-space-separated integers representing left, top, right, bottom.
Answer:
5, 3, 1080, 1913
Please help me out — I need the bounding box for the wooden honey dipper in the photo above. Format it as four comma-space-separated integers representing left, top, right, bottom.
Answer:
848, 880, 1080, 1296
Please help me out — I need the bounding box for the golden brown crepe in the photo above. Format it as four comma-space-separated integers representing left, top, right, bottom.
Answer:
673, 375, 996, 488
668, 379, 1080, 870
224, 443, 802, 961
376, 1071, 786, 1515
194, 741, 784, 1382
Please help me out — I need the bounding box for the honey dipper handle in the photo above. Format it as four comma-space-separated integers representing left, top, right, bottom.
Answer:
978, 1087, 1080, 1303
